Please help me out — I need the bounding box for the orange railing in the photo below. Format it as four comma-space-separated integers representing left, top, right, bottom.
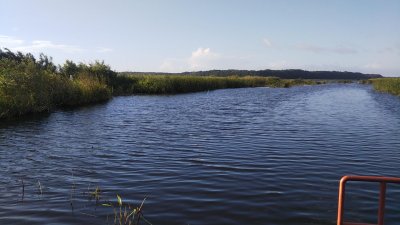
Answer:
337, 175, 400, 225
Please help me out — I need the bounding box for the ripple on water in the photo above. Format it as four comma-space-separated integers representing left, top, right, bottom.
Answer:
0, 84, 400, 225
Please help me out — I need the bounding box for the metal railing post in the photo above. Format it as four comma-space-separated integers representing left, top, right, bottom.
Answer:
337, 175, 400, 225
378, 182, 386, 225
337, 177, 347, 225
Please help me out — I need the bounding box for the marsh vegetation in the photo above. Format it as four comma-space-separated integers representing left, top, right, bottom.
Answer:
111, 74, 320, 95
2, 48, 395, 120
367, 78, 400, 96
0, 49, 112, 118
0, 49, 326, 119
17, 178, 150, 225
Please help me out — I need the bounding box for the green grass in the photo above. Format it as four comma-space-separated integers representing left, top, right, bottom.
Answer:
0, 49, 323, 119
1, 71, 317, 119
112, 75, 318, 95
368, 78, 400, 96
0, 58, 112, 119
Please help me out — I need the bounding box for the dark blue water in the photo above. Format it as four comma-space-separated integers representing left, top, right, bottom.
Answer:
0, 84, 400, 225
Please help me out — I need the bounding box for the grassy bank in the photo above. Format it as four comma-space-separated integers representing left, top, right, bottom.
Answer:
112, 74, 319, 95
0, 50, 112, 119
366, 78, 400, 96
0, 49, 322, 119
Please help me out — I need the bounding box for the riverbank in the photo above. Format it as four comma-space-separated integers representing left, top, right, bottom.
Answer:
0, 72, 318, 119
0, 50, 112, 119
0, 49, 326, 119
111, 74, 321, 95
366, 78, 400, 96
7, 49, 392, 119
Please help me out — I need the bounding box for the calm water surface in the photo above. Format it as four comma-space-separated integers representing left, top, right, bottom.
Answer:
1, 84, 400, 225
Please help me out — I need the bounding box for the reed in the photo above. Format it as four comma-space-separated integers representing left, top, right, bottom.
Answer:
16, 178, 150, 225
112, 75, 318, 95
0, 48, 321, 119
102, 195, 151, 225
0, 51, 112, 119
369, 78, 400, 96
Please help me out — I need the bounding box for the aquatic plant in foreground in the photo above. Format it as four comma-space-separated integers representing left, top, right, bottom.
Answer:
17, 178, 151, 225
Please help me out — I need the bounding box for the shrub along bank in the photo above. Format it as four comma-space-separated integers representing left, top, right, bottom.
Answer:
0, 49, 319, 119
0, 49, 111, 118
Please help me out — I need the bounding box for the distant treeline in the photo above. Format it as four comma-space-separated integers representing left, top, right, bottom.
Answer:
120, 69, 382, 80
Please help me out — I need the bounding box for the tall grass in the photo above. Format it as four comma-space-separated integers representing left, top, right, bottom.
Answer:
0, 48, 321, 119
112, 75, 318, 95
0, 51, 112, 119
369, 78, 400, 96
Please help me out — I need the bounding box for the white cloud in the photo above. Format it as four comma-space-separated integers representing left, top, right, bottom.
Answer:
161, 47, 248, 72
191, 47, 211, 58
96, 47, 113, 53
0, 34, 84, 54
188, 47, 220, 70
263, 38, 272, 47
13, 40, 83, 53
0, 35, 24, 46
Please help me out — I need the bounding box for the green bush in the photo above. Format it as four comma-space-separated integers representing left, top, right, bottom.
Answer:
0, 59, 54, 117
0, 50, 112, 119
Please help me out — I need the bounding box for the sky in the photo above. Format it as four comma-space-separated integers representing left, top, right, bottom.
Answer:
0, 0, 399, 76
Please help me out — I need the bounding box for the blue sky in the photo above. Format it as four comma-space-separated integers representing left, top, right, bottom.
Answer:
1, 0, 399, 76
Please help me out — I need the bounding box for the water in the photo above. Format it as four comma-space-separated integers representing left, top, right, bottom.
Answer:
0, 84, 400, 225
